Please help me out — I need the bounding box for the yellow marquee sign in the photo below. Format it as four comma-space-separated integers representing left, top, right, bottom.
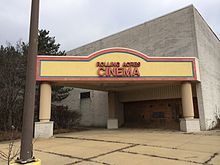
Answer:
36, 48, 199, 81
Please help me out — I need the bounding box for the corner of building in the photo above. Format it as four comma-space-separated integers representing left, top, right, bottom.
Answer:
192, 6, 220, 130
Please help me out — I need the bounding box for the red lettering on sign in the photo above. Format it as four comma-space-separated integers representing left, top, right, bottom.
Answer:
132, 67, 140, 76
98, 67, 105, 76
124, 67, 132, 76
97, 62, 141, 77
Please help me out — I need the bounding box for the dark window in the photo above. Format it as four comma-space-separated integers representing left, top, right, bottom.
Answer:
152, 112, 165, 118
80, 92, 90, 99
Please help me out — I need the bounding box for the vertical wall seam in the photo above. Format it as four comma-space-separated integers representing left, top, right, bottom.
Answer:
191, 6, 199, 58
191, 7, 206, 130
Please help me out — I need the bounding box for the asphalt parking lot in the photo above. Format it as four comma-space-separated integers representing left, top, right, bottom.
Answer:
0, 129, 220, 165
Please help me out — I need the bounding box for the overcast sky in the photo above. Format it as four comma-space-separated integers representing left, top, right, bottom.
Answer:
0, 0, 219, 51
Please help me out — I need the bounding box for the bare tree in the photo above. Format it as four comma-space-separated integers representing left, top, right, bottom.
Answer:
0, 42, 26, 131
0, 126, 20, 165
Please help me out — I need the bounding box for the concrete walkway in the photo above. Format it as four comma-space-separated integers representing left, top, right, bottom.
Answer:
0, 129, 220, 165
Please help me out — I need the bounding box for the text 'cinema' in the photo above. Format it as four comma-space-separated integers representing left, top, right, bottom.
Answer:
96, 62, 141, 77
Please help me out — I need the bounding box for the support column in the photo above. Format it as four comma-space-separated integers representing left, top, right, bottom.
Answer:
107, 92, 118, 129
34, 82, 53, 138
181, 82, 194, 119
39, 82, 52, 122
180, 82, 200, 132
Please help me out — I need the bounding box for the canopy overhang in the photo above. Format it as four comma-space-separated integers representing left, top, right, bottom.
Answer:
37, 47, 199, 82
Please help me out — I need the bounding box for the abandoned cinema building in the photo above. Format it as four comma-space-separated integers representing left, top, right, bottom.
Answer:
35, 5, 220, 138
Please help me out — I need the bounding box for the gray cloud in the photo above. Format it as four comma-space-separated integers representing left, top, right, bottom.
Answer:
0, 0, 219, 51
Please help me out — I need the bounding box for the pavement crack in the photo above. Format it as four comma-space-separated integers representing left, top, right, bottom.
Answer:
55, 136, 179, 151
119, 150, 204, 164
34, 149, 109, 165
85, 144, 139, 160
35, 139, 138, 165
203, 152, 219, 164
54, 136, 218, 164
55, 136, 213, 154
55, 136, 134, 145
62, 144, 139, 164
65, 160, 110, 165
141, 143, 178, 150
35, 149, 82, 160
73, 160, 111, 165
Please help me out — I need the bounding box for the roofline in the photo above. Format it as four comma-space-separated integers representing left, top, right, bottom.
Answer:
193, 6, 220, 42
67, 5, 196, 54
67, 4, 219, 54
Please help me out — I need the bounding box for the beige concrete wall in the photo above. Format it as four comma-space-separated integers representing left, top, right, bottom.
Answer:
67, 5, 197, 58
61, 88, 108, 127
193, 7, 220, 130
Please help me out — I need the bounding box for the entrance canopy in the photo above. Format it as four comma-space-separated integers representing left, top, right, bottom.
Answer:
36, 48, 199, 91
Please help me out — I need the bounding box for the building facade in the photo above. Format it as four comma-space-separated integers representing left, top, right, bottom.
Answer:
35, 5, 220, 138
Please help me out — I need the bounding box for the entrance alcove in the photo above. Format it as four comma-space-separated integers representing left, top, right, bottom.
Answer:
35, 48, 201, 138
